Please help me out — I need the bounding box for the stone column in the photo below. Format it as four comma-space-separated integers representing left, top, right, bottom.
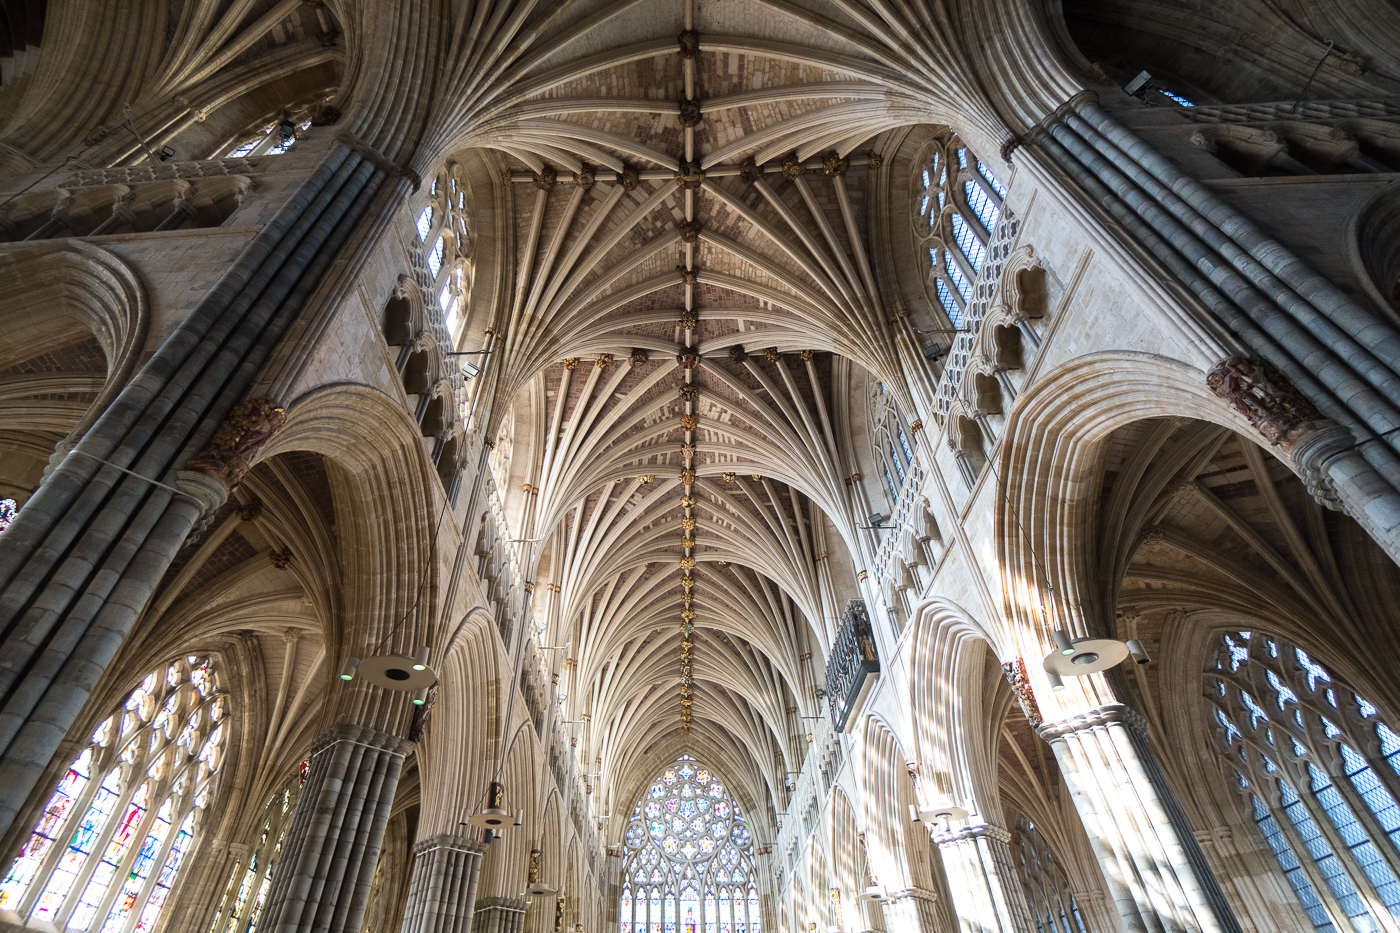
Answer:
400, 834, 487, 933
0, 142, 393, 832
474, 897, 527, 933
260, 724, 414, 933
935, 823, 1036, 933
880, 887, 940, 931
1039, 705, 1241, 933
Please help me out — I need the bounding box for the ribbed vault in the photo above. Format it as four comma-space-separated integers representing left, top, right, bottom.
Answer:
442, 0, 989, 840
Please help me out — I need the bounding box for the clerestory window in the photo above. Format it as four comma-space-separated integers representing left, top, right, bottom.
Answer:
0, 657, 228, 933
619, 757, 761, 933
1208, 630, 1400, 932
916, 136, 1007, 328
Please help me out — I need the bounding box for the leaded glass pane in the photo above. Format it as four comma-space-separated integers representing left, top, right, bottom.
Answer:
4, 658, 226, 931
621, 758, 756, 933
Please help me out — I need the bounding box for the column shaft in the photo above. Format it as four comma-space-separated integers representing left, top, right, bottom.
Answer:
262, 724, 414, 933
936, 824, 1037, 933
401, 834, 486, 933
1040, 705, 1241, 933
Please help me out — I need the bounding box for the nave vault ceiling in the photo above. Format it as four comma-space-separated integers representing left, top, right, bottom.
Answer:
422, 0, 1026, 808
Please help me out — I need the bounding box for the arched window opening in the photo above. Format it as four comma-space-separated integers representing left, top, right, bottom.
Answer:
427, 237, 445, 278
415, 207, 434, 242
916, 136, 1006, 329
426, 165, 476, 343
868, 382, 915, 507
207, 764, 306, 933
0, 498, 16, 533
0, 656, 228, 933
618, 757, 760, 933
1208, 629, 1400, 932
1010, 817, 1090, 933
224, 118, 312, 159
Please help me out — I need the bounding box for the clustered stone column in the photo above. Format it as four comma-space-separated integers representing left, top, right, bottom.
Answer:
473, 897, 527, 933
0, 140, 393, 832
1039, 705, 1242, 933
1031, 94, 1400, 559
260, 724, 414, 933
880, 887, 940, 931
400, 835, 487, 933
935, 823, 1036, 933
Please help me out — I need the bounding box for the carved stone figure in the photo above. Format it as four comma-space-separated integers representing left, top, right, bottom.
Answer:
1206, 356, 1320, 447
185, 397, 287, 491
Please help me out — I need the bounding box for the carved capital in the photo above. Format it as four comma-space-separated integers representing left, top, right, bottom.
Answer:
1000, 657, 1042, 727
1036, 703, 1150, 741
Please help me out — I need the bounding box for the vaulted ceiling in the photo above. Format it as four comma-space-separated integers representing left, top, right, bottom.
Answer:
447, 0, 1007, 823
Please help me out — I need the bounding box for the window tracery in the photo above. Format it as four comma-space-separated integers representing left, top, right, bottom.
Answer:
1208, 629, 1400, 932
224, 119, 311, 159
1010, 817, 1089, 933
0, 657, 227, 933
867, 382, 915, 505
427, 168, 475, 338
914, 137, 1006, 327
207, 764, 306, 933
619, 758, 761, 933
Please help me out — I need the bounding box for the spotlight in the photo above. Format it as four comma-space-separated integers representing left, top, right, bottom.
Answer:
158, 145, 176, 162
1052, 629, 1076, 656
358, 654, 436, 690
339, 657, 360, 681
1127, 639, 1151, 664
467, 782, 512, 827
412, 646, 430, 671
278, 118, 297, 139
1046, 670, 1065, 692
917, 798, 969, 823
412, 689, 428, 707
1043, 638, 1130, 678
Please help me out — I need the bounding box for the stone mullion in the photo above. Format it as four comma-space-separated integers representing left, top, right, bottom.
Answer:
1292, 784, 1400, 933
51, 760, 156, 931
1328, 769, 1400, 893
88, 776, 174, 933
14, 745, 111, 916
116, 801, 190, 933
1267, 802, 1367, 933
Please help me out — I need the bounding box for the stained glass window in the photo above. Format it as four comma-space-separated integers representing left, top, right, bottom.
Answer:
0, 656, 227, 933
914, 137, 1005, 330
619, 758, 760, 933
0, 497, 17, 533
208, 765, 304, 933
1208, 630, 1400, 932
